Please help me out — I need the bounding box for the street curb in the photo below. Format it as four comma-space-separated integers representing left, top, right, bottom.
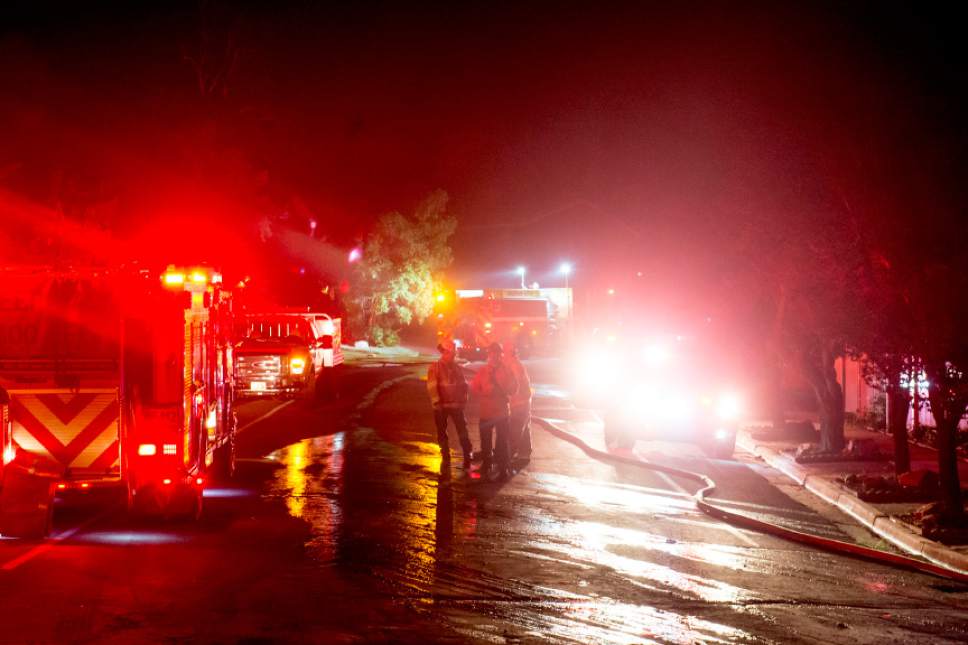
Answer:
737, 429, 968, 576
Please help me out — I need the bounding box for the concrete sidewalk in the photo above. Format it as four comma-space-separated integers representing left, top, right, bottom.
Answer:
738, 426, 968, 576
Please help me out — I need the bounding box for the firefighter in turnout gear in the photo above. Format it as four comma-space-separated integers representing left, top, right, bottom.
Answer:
502, 341, 533, 459
427, 339, 473, 470
470, 343, 519, 481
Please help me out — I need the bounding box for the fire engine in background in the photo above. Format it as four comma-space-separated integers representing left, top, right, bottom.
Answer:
0, 264, 236, 535
234, 312, 342, 399
437, 288, 570, 359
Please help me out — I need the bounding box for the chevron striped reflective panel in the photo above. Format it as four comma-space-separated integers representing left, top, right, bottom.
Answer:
8, 389, 121, 471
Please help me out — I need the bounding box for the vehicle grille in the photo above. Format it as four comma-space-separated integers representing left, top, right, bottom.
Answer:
236, 354, 283, 381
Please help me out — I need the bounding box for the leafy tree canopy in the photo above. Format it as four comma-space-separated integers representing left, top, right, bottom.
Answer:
349, 190, 456, 345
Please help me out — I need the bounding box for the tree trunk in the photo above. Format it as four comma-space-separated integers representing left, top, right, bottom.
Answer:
887, 384, 911, 475
766, 354, 786, 434
802, 340, 846, 453
767, 287, 787, 434
928, 388, 964, 520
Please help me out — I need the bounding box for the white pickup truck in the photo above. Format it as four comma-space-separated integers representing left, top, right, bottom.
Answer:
234, 313, 342, 399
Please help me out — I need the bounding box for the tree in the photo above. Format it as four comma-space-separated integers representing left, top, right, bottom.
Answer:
734, 205, 865, 453
914, 260, 968, 521
348, 191, 457, 346
852, 245, 916, 475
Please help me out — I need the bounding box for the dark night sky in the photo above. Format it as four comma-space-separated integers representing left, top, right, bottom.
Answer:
2, 1, 965, 291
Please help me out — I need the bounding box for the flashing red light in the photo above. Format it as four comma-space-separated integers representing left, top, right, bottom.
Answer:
195, 477, 204, 486
80, 483, 90, 489
57, 483, 67, 490
162, 478, 172, 485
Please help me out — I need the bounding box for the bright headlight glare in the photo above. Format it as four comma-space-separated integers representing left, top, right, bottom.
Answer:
716, 393, 742, 420
290, 357, 306, 375
578, 353, 620, 390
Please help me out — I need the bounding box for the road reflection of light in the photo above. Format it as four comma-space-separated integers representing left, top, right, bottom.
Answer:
202, 487, 256, 499
549, 520, 749, 603
552, 598, 749, 644
75, 531, 187, 545
284, 439, 311, 517
537, 473, 696, 515
455, 593, 750, 645
396, 441, 442, 595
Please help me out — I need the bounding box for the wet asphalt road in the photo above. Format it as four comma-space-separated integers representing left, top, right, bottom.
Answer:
2, 357, 968, 643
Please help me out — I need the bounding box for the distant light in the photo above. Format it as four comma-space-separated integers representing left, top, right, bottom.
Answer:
530, 281, 539, 289
516, 266, 526, 276
607, 288, 615, 295
309, 219, 317, 231
348, 248, 362, 263
137, 443, 157, 456
162, 478, 172, 485
163, 272, 186, 286
560, 262, 572, 275
190, 271, 207, 284
436, 293, 446, 302
298, 267, 306, 276
456, 289, 484, 298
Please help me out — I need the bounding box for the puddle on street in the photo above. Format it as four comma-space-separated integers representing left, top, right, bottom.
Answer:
261, 422, 766, 643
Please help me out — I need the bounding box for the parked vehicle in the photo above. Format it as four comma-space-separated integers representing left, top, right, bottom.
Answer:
234, 312, 342, 399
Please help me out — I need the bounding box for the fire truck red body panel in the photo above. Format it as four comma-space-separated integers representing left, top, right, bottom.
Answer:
0, 265, 236, 526
8, 389, 121, 476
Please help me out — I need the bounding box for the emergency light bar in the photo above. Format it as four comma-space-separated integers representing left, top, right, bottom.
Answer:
162, 266, 223, 290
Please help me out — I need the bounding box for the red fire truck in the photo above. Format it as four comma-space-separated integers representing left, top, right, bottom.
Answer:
0, 264, 236, 533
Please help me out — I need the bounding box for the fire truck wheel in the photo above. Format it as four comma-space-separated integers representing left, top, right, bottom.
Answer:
211, 436, 236, 482
165, 488, 203, 522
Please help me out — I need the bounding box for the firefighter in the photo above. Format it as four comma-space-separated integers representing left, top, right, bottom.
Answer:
502, 341, 533, 460
470, 342, 518, 481
427, 339, 473, 471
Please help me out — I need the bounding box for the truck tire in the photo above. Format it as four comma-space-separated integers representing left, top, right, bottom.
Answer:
705, 435, 736, 460
301, 369, 316, 402
211, 435, 236, 482
165, 487, 203, 522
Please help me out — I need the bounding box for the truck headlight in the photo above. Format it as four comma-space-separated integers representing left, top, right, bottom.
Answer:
290, 357, 306, 375
716, 393, 742, 420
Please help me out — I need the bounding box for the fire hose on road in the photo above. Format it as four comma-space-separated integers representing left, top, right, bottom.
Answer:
531, 416, 968, 584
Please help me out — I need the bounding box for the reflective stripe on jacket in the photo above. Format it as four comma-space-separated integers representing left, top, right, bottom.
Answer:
427, 359, 468, 409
